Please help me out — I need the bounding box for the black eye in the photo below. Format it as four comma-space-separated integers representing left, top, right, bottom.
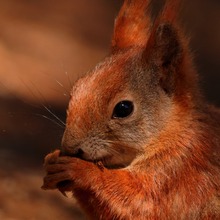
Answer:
112, 101, 134, 119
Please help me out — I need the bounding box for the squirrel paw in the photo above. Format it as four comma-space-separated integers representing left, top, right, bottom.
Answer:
41, 150, 103, 192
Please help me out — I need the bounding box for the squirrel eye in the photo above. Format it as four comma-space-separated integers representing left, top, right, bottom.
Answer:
112, 101, 134, 119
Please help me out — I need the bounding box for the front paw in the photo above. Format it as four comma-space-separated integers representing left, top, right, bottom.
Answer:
41, 150, 104, 192
42, 150, 72, 191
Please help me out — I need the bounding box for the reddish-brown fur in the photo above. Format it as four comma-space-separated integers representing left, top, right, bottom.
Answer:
112, 0, 151, 51
42, 0, 220, 219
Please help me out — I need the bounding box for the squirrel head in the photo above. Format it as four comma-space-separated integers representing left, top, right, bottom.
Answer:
61, 0, 199, 168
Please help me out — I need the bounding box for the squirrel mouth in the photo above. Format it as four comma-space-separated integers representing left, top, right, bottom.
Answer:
61, 148, 129, 169
71, 152, 125, 169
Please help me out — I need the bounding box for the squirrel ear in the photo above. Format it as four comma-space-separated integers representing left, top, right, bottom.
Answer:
111, 0, 151, 53
143, 23, 184, 95
146, 23, 182, 67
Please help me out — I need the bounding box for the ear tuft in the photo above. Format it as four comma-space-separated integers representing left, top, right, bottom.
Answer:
111, 0, 152, 52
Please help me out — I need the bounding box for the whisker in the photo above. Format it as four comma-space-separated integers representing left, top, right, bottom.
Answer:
55, 79, 65, 88
29, 81, 66, 127
39, 70, 71, 97
59, 61, 74, 90
54, 79, 71, 97
65, 71, 73, 91
1, 78, 66, 131
18, 76, 66, 127
43, 105, 66, 127
18, 76, 40, 102
51, 83, 70, 97
35, 114, 65, 129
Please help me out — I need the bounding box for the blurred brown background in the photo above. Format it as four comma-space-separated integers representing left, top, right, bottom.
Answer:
0, 0, 219, 219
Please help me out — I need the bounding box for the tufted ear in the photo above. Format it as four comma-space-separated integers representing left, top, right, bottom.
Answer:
146, 23, 184, 94
143, 0, 186, 94
111, 0, 152, 53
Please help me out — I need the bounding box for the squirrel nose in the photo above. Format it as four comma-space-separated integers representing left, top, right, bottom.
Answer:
61, 130, 82, 157
61, 143, 85, 159
72, 147, 84, 158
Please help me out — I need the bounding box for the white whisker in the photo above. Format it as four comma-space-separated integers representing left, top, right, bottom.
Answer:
18, 77, 66, 127
35, 114, 65, 129
65, 71, 73, 91
43, 105, 66, 127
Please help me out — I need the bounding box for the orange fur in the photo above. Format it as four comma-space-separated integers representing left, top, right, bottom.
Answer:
112, 0, 151, 51
42, 0, 220, 219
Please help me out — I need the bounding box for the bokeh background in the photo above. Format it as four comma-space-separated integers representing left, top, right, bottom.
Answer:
0, 0, 219, 219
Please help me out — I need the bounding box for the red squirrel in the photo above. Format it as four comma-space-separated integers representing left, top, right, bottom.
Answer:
42, 0, 220, 219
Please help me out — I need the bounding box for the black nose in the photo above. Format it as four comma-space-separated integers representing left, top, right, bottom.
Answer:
61, 145, 85, 159
73, 148, 84, 158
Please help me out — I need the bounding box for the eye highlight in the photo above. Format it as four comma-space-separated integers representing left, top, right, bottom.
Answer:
112, 101, 134, 119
